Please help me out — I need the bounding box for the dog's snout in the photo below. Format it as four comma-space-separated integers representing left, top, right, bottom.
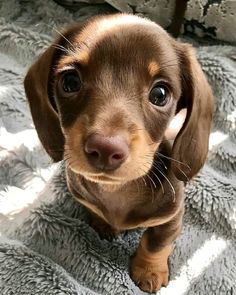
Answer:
84, 134, 129, 171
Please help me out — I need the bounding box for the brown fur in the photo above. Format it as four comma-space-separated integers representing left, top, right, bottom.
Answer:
24, 13, 214, 292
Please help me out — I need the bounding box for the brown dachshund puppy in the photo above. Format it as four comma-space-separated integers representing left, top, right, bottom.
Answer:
24, 14, 214, 293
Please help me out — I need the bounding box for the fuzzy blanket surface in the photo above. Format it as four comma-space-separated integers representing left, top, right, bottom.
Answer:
0, 1, 236, 294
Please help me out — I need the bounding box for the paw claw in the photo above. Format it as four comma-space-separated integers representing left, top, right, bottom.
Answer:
130, 257, 169, 292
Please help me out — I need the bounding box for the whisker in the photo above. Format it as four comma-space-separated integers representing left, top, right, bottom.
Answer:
141, 175, 147, 187
146, 173, 155, 202
135, 167, 148, 188
136, 166, 149, 188
52, 27, 76, 53
156, 168, 176, 202
149, 159, 166, 174
156, 155, 168, 170
52, 44, 72, 55
175, 166, 189, 181
149, 169, 164, 195
157, 152, 191, 170
137, 164, 156, 202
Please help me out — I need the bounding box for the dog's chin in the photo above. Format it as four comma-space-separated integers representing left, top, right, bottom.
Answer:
83, 173, 125, 185
68, 166, 147, 187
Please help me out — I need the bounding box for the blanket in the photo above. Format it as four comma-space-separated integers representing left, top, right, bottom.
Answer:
0, 1, 236, 294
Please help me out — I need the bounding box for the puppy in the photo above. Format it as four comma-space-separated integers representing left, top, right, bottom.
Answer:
24, 14, 214, 292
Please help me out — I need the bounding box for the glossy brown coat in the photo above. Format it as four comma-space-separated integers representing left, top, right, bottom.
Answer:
24, 14, 214, 293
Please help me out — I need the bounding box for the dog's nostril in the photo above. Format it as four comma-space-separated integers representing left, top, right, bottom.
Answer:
112, 153, 123, 160
89, 150, 100, 159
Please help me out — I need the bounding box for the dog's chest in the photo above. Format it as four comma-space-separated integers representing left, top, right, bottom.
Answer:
77, 186, 174, 230
78, 189, 140, 228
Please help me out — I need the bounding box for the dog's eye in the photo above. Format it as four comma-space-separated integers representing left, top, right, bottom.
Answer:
149, 85, 169, 107
62, 71, 81, 93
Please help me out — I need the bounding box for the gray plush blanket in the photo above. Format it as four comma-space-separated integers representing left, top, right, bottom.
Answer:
0, 1, 236, 294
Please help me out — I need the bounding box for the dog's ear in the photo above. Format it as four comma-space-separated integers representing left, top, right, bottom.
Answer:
24, 43, 64, 162
171, 44, 214, 181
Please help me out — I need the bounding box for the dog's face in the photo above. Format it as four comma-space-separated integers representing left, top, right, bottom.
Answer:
24, 14, 214, 185
55, 16, 182, 184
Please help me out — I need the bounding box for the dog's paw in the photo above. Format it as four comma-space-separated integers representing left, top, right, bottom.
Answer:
130, 256, 169, 292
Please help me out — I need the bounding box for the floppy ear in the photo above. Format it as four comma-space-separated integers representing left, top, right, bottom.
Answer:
171, 44, 214, 181
24, 44, 64, 162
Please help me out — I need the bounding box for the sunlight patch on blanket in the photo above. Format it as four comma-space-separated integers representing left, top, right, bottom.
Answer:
161, 237, 228, 295
209, 131, 228, 150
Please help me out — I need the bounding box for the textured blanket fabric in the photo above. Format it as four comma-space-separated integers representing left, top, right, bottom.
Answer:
0, 1, 236, 294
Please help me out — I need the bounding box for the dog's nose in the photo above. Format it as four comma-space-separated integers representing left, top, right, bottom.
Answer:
84, 134, 129, 171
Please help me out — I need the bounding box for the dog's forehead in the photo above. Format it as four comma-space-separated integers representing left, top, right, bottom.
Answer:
80, 15, 172, 61
79, 14, 166, 41
58, 14, 175, 71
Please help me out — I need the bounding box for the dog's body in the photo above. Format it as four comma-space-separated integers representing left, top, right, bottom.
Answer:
24, 14, 214, 292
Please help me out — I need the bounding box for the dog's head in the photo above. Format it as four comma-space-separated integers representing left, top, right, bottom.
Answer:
24, 14, 214, 185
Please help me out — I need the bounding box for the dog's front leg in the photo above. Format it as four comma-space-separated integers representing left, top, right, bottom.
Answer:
130, 210, 183, 292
